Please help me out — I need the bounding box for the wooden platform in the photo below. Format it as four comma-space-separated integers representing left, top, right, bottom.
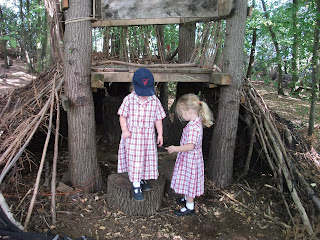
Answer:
91, 65, 230, 88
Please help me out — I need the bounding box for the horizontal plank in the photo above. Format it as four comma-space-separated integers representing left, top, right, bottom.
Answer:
91, 71, 231, 88
209, 73, 231, 85
92, 66, 213, 74
92, 17, 214, 27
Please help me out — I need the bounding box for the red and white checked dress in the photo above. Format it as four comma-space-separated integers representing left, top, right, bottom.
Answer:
170, 117, 204, 198
117, 92, 166, 183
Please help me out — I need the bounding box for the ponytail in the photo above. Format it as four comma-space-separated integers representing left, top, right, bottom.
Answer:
199, 101, 213, 128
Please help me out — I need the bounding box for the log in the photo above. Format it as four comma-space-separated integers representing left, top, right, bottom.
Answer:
107, 173, 165, 217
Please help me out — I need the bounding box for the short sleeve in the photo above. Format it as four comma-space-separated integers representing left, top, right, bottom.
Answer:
117, 95, 130, 117
186, 125, 200, 145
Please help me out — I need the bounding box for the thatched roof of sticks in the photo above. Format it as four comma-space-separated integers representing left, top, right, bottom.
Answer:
0, 63, 319, 235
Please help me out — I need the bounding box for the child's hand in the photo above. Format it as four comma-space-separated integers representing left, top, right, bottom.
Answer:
122, 130, 131, 139
157, 135, 163, 147
165, 146, 175, 154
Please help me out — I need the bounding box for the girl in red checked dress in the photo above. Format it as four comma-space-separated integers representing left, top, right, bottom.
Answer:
166, 93, 213, 216
118, 68, 166, 201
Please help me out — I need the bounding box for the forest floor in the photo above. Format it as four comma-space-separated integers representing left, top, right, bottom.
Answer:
1, 60, 319, 240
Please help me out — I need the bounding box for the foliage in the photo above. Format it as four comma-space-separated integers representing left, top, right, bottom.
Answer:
0, 5, 19, 49
245, 0, 319, 89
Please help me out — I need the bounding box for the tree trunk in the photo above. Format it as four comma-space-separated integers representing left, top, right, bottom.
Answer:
103, 27, 110, 55
0, 6, 9, 69
178, 23, 195, 63
168, 23, 197, 145
64, 0, 103, 192
261, 0, 284, 95
246, 0, 257, 79
207, 0, 248, 187
44, 12, 53, 67
308, 0, 320, 136
36, 0, 43, 73
291, 0, 299, 87
156, 25, 165, 62
19, 0, 34, 73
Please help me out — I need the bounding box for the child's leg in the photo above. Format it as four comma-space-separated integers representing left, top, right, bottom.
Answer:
132, 181, 144, 201
174, 195, 195, 216
176, 195, 187, 205
133, 181, 140, 188
186, 196, 194, 210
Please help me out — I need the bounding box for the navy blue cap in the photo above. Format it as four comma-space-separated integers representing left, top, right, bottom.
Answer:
132, 68, 155, 96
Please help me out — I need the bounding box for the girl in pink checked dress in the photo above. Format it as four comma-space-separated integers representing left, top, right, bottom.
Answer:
118, 68, 166, 201
166, 94, 213, 216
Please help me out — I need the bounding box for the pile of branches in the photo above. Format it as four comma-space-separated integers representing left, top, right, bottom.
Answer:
240, 78, 320, 237
0, 64, 64, 229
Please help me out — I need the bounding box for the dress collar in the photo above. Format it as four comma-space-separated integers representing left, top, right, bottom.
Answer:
186, 117, 202, 127
132, 92, 154, 104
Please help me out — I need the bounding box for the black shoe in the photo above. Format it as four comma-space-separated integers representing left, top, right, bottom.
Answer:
140, 180, 151, 191
174, 207, 195, 216
132, 187, 144, 201
176, 197, 186, 206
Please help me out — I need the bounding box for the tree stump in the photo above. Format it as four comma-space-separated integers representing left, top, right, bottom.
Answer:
107, 173, 165, 217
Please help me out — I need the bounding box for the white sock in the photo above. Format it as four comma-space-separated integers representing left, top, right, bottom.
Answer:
133, 181, 140, 188
186, 202, 194, 210
180, 207, 187, 212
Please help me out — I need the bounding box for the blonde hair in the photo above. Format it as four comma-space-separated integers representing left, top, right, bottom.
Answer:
176, 93, 214, 128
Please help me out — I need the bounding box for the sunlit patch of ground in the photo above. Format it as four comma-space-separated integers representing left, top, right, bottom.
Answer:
252, 80, 320, 151
0, 60, 35, 97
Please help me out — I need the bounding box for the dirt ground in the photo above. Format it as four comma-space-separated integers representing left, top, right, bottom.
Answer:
1, 60, 318, 239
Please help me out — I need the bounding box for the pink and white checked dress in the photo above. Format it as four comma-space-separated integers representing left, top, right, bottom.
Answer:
117, 92, 166, 183
170, 117, 204, 198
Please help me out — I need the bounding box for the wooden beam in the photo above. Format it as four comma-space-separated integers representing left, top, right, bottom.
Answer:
92, 17, 214, 27
92, 73, 105, 88
209, 73, 231, 85
91, 71, 231, 88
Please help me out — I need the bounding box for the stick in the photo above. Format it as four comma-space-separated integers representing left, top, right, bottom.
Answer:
237, 124, 256, 181
24, 77, 55, 229
264, 119, 314, 235
221, 190, 291, 230
0, 100, 51, 185
0, 90, 13, 120
293, 166, 320, 212
92, 60, 196, 68
51, 86, 60, 225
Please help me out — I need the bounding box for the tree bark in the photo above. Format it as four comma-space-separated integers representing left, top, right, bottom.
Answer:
207, 0, 248, 187
178, 23, 195, 63
36, 0, 43, 73
0, 6, 9, 69
64, 0, 103, 192
291, 0, 299, 87
107, 173, 165, 217
261, 0, 284, 95
308, 0, 320, 136
156, 25, 165, 62
19, 0, 34, 73
246, 0, 257, 79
